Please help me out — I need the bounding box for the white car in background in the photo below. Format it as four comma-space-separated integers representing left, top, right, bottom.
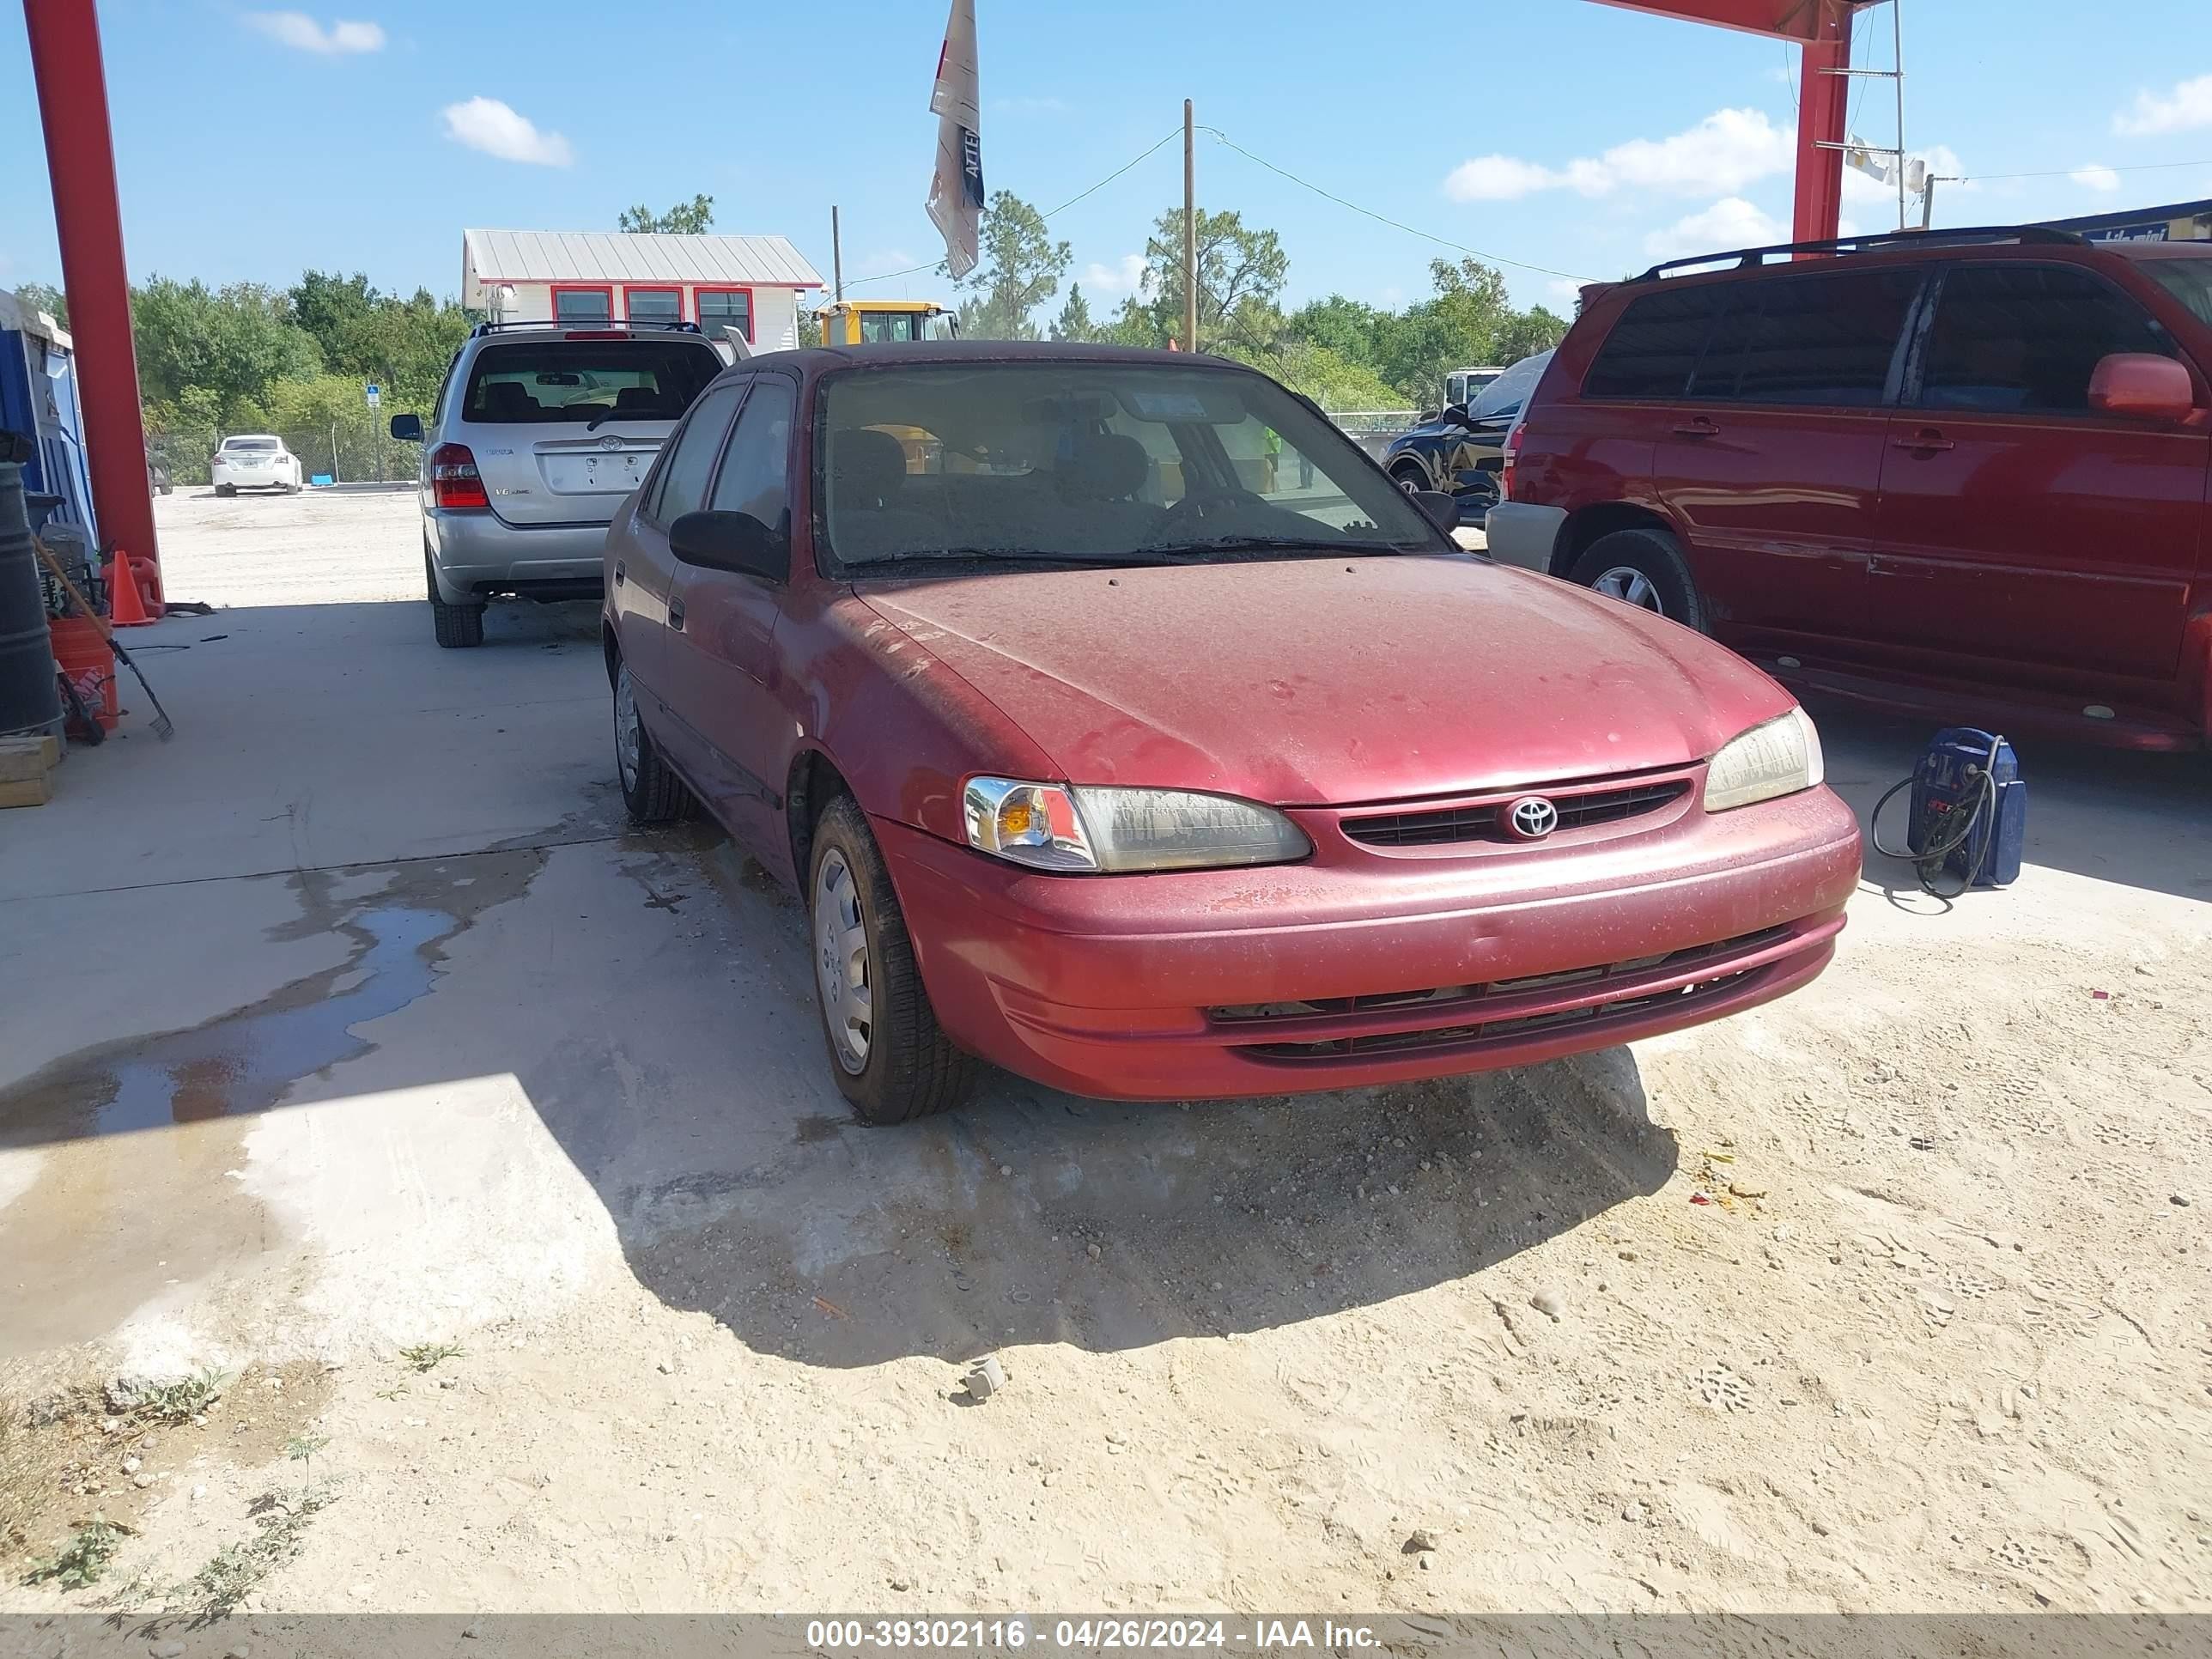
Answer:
211, 434, 304, 496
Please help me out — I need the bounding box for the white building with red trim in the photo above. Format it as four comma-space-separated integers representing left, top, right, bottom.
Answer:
461, 228, 824, 349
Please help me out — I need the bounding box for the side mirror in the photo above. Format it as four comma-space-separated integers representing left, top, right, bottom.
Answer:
389, 412, 422, 441
2088, 353, 2195, 422
669, 509, 787, 580
1442, 403, 1472, 427
1411, 489, 1461, 533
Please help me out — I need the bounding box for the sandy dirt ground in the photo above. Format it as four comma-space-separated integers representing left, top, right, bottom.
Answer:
2, 489, 2208, 1621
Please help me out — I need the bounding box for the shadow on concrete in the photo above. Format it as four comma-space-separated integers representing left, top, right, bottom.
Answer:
1808, 697, 2212, 907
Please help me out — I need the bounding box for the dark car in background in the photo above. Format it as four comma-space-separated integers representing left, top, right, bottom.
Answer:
1486, 227, 2212, 750
1381, 349, 1553, 523
602, 341, 1857, 1124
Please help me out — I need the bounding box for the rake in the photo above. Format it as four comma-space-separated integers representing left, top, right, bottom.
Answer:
33, 536, 176, 741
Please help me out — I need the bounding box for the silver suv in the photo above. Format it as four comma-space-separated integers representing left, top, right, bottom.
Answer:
391, 321, 726, 647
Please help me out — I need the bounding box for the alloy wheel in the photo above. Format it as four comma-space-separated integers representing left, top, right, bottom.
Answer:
614, 668, 641, 791
1591, 564, 1665, 615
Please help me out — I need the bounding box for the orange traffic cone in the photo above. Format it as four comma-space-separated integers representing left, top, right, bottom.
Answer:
106, 549, 155, 627
129, 555, 164, 614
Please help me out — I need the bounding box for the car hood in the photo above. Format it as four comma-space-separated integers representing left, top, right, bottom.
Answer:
857, 556, 1794, 805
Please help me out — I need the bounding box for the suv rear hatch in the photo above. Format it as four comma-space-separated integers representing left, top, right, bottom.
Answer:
456, 335, 723, 526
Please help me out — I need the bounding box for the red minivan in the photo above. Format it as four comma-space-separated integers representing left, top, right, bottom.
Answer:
1486, 227, 2212, 750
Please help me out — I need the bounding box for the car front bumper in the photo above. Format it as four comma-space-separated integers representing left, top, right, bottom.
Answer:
425, 508, 612, 601
876, 784, 1863, 1101
1482, 501, 1567, 574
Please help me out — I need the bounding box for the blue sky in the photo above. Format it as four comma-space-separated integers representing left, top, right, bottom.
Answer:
3, 1, 2211, 321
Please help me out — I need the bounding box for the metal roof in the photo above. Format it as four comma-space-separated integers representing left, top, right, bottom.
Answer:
462, 229, 824, 297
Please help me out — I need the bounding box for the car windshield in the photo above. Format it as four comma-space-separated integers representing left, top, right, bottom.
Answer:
463, 341, 721, 426
2143, 257, 2212, 331
1469, 351, 1551, 421
224, 437, 279, 452
817, 362, 1446, 572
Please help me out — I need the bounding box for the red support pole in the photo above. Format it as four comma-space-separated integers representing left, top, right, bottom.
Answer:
22, 0, 160, 574
1791, 0, 1851, 246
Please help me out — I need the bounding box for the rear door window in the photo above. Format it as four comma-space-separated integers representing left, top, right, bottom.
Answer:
1918, 263, 2179, 415
1583, 286, 1725, 399
463, 341, 721, 427
707, 380, 796, 530
1691, 268, 1919, 406
645, 381, 747, 524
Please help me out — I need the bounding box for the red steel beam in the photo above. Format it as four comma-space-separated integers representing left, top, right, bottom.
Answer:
1587, 0, 1868, 245
22, 0, 160, 573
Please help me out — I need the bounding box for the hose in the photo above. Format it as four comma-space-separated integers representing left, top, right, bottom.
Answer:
1870, 744, 2001, 899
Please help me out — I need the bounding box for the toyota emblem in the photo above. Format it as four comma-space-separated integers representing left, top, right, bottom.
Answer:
599, 434, 623, 451
1505, 796, 1559, 840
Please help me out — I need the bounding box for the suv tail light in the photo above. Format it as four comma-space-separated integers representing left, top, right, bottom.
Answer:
430, 442, 489, 510
1499, 423, 1526, 501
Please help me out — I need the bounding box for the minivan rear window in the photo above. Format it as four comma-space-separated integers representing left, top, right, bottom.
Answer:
1583, 287, 1724, 400
462, 341, 721, 427
1691, 269, 1919, 406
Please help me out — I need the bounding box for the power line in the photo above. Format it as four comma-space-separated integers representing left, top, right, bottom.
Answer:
842, 127, 1182, 290
1197, 125, 1599, 284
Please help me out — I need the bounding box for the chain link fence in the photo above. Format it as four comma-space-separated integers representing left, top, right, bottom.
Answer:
147, 413, 422, 489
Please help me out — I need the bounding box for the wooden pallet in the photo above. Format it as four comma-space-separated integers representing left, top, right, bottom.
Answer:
0, 732, 60, 808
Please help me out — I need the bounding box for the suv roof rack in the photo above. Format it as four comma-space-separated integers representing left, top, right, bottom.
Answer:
467, 319, 704, 337
1632, 224, 2088, 283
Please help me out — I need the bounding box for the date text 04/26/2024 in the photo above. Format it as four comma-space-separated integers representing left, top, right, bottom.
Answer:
803, 1619, 1382, 1650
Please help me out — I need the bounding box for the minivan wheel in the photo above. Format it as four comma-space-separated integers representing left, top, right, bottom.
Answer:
808, 793, 976, 1125
425, 549, 485, 648
1569, 527, 1708, 632
613, 660, 692, 823
1390, 459, 1428, 493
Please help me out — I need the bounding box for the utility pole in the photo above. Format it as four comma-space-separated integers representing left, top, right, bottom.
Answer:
1182, 99, 1198, 355
1891, 0, 1907, 232
830, 205, 845, 303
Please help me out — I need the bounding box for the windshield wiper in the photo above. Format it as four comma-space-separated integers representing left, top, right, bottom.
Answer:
585, 409, 659, 432
1141, 536, 1419, 560
843, 547, 1182, 570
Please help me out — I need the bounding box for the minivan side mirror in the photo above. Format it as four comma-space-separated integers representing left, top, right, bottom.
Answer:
1442, 403, 1472, 427
1411, 489, 1461, 533
2088, 353, 2195, 422
389, 412, 422, 441
669, 509, 787, 581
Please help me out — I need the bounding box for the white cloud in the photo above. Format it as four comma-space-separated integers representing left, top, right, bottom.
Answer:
1444, 108, 1792, 204
2071, 164, 2122, 192
441, 97, 574, 167
243, 11, 385, 52
1079, 253, 1149, 296
2114, 73, 2212, 137
1644, 198, 1785, 261
1546, 276, 1585, 307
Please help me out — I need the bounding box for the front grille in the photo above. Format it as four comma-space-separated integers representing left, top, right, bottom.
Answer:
1211, 924, 1792, 1060
1343, 780, 1690, 848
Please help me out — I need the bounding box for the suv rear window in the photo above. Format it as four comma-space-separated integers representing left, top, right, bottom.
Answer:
462, 340, 721, 426
1583, 286, 1725, 400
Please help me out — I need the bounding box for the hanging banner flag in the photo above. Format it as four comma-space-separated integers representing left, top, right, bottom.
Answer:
927, 0, 983, 279
1844, 136, 1893, 185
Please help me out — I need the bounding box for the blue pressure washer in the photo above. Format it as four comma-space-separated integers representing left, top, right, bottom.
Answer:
1870, 727, 2026, 897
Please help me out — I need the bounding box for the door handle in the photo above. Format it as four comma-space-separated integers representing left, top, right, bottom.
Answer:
1672, 418, 1720, 438
1893, 428, 1954, 453
612, 560, 626, 586
668, 596, 685, 631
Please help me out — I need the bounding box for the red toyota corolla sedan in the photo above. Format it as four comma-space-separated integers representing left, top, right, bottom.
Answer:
600, 343, 1861, 1123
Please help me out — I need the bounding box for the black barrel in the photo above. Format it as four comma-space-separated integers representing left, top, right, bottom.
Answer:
0, 439, 66, 739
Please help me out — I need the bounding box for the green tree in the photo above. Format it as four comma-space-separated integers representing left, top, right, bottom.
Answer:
1133, 207, 1288, 351
1048, 283, 1097, 343
946, 191, 1070, 340
1495, 304, 1569, 366
130, 278, 323, 427
288, 270, 470, 405
617, 194, 715, 234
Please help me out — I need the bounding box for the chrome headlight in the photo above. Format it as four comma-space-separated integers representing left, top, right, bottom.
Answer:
963, 778, 1311, 873
1705, 708, 1824, 812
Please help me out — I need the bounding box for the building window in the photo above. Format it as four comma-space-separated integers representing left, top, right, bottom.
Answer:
625, 288, 681, 325
697, 288, 753, 345
553, 286, 612, 324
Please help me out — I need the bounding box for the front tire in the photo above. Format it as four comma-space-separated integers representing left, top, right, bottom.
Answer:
214, 483, 235, 498
809, 794, 975, 1125
1390, 459, 1428, 494
426, 549, 484, 648
612, 659, 692, 823
1567, 526, 1708, 632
